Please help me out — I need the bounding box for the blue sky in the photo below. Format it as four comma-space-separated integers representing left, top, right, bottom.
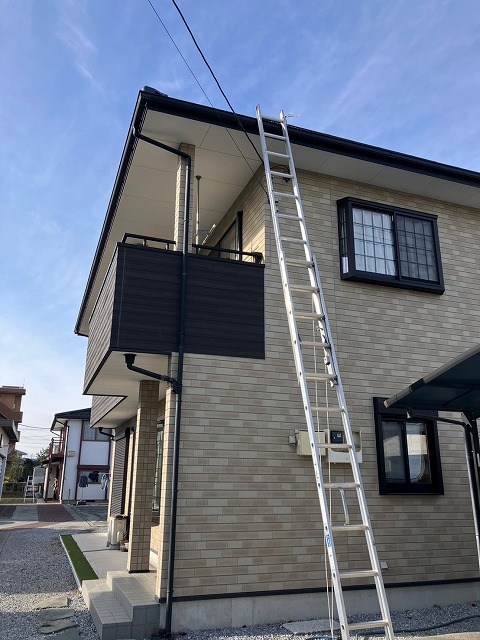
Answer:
2, 0, 480, 456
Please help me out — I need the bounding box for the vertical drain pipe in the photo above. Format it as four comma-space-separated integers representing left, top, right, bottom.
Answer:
195, 175, 201, 245
132, 129, 191, 636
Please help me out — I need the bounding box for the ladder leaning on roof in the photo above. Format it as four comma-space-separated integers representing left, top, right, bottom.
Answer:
256, 105, 395, 640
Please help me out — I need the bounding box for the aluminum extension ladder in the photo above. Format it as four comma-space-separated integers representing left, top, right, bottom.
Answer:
256, 106, 395, 640
23, 475, 36, 503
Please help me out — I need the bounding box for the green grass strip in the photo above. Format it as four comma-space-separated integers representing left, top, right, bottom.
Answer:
60, 534, 98, 583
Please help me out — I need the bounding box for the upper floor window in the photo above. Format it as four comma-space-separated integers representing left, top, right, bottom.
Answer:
82, 420, 110, 441
337, 198, 444, 294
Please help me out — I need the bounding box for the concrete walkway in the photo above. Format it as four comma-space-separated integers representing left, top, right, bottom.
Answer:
0, 501, 109, 526
73, 532, 130, 577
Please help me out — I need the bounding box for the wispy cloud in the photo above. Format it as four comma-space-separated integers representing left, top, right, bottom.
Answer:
55, 2, 107, 98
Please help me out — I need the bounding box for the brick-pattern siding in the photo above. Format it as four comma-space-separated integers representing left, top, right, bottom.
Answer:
135, 165, 479, 604
127, 379, 159, 572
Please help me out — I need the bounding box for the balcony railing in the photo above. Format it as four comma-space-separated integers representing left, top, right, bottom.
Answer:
122, 233, 176, 251
49, 438, 64, 459
192, 243, 263, 264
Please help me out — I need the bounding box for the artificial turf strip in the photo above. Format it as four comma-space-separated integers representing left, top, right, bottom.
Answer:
60, 534, 98, 583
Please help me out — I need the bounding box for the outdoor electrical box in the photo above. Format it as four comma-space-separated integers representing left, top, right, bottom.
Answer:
296, 429, 362, 463
328, 430, 362, 464
296, 430, 326, 456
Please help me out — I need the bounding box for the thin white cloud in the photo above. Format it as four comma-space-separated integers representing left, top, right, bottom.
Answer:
55, 3, 107, 98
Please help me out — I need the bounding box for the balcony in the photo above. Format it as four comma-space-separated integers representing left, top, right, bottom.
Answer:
48, 437, 64, 461
84, 237, 265, 423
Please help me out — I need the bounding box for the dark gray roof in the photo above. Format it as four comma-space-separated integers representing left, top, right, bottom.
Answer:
385, 344, 480, 419
54, 408, 91, 420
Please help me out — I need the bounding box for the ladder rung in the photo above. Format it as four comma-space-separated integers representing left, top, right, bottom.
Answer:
273, 191, 297, 199
262, 115, 282, 123
285, 258, 314, 267
271, 170, 293, 179
296, 312, 324, 320
291, 285, 319, 293
268, 150, 289, 159
304, 372, 336, 381
265, 132, 286, 140
300, 340, 330, 348
282, 237, 306, 245
331, 524, 369, 532
324, 482, 360, 490
348, 620, 390, 632
340, 569, 378, 580
278, 213, 301, 220
311, 406, 344, 413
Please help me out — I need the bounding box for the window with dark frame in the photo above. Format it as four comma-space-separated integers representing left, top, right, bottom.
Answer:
152, 420, 164, 524
338, 198, 444, 294
373, 397, 444, 495
215, 211, 243, 260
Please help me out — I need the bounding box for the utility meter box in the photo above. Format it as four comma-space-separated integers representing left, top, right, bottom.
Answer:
327, 429, 362, 464
296, 430, 326, 456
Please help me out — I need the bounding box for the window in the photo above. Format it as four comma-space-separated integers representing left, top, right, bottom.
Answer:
214, 211, 243, 260
82, 420, 110, 441
152, 420, 164, 523
373, 398, 443, 495
338, 198, 444, 293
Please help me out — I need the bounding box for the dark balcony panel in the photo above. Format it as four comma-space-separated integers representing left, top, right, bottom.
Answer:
185, 255, 265, 358
112, 246, 183, 354
85, 243, 265, 393
85, 251, 118, 389
113, 244, 265, 358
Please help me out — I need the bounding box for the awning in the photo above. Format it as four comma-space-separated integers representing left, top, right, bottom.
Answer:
385, 343, 480, 418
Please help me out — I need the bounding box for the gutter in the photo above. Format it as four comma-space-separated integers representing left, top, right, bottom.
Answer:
75, 89, 480, 337
130, 126, 191, 636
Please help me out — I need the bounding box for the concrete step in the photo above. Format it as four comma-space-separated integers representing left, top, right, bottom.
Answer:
82, 579, 132, 640
106, 571, 159, 628
82, 573, 160, 640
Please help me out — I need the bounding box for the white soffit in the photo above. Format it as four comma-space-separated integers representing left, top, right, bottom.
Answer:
87, 352, 170, 428
366, 165, 436, 195
81, 103, 480, 336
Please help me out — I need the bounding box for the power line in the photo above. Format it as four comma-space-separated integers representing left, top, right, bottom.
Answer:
144, 0, 267, 195
170, 0, 265, 166
146, 0, 211, 105
19, 424, 50, 431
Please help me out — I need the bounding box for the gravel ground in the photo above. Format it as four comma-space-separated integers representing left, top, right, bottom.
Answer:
171, 600, 480, 640
350, 600, 480, 638
0, 522, 101, 640
1, 511, 480, 640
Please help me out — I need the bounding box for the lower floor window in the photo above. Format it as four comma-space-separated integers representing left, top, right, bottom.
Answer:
373, 398, 443, 495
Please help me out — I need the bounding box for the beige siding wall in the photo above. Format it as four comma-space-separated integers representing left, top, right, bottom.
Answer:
152, 168, 479, 599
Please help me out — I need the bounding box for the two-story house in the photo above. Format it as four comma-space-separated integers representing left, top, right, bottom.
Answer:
44, 408, 111, 503
75, 88, 480, 639
0, 385, 25, 498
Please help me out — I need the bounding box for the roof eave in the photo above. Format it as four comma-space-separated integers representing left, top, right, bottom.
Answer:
75, 90, 480, 335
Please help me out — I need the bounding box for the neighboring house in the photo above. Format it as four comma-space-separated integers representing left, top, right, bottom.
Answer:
44, 408, 111, 503
75, 89, 480, 637
0, 385, 25, 498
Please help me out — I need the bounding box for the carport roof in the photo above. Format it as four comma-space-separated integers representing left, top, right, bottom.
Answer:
385, 344, 480, 418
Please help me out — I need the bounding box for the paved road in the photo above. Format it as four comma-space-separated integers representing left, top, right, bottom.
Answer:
0, 502, 108, 529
